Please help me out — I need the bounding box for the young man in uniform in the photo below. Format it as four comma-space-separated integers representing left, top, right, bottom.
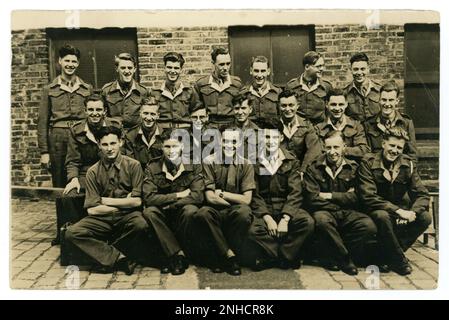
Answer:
122, 97, 164, 169
357, 127, 431, 275
142, 129, 204, 275
278, 90, 322, 175
102, 53, 150, 129
364, 81, 417, 162
343, 52, 381, 122
239, 56, 282, 127
194, 128, 255, 275
53, 93, 122, 245
194, 47, 243, 127
151, 52, 198, 129
285, 51, 333, 125
303, 131, 377, 275
38, 44, 93, 188
64, 126, 148, 275
315, 88, 370, 162
246, 120, 314, 271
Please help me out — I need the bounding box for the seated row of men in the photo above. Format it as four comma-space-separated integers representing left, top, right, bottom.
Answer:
60, 90, 430, 277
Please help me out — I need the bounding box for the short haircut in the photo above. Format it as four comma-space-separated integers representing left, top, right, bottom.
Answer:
303, 51, 322, 67
383, 126, 410, 141
211, 47, 230, 63
160, 128, 182, 143
232, 92, 254, 108
251, 55, 270, 68
380, 80, 401, 97
279, 89, 298, 101
189, 101, 208, 114
350, 52, 369, 65
259, 118, 284, 132
94, 125, 122, 142
141, 96, 159, 108
114, 53, 136, 67
323, 130, 345, 143
84, 91, 106, 108
163, 52, 185, 67
326, 88, 346, 102
59, 44, 81, 59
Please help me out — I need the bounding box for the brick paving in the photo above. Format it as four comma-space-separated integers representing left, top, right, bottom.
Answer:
10, 198, 438, 290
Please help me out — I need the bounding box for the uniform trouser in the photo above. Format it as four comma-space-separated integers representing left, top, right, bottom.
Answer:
369, 209, 432, 265
64, 211, 148, 267
243, 209, 315, 265
143, 205, 199, 259
48, 127, 70, 188
313, 210, 377, 264
193, 204, 253, 265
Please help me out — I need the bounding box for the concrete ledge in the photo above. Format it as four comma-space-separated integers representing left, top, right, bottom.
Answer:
11, 186, 63, 200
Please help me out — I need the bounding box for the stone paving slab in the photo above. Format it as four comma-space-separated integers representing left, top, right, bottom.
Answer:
10, 198, 439, 290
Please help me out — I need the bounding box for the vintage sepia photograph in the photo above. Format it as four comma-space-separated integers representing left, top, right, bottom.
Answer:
10, 9, 439, 290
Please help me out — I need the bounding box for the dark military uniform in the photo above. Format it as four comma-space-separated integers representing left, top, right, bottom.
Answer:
228, 120, 260, 164
240, 83, 282, 127
315, 115, 370, 162
194, 155, 255, 265
142, 157, 205, 262
245, 148, 314, 266
55, 117, 123, 242
65, 154, 149, 268
357, 152, 431, 266
194, 75, 243, 126
101, 80, 150, 129
303, 154, 376, 265
285, 75, 333, 125
280, 115, 323, 173
343, 80, 381, 122
38, 76, 93, 187
151, 82, 199, 129
364, 112, 418, 162
122, 124, 164, 169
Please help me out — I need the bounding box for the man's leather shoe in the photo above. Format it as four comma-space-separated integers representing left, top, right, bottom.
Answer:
322, 261, 340, 271
391, 263, 413, 276
116, 258, 137, 276
170, 254, 187, 276
91, 264, 114, 274
378, 264, 390, 273
225, 256, 241, 276
340, 259, 358, 276
252, 259, 276, 272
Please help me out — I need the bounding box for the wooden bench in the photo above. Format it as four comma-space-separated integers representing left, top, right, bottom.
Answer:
423, 192, 439, 250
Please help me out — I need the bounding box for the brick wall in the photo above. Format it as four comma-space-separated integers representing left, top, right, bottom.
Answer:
11, 29, 50, 187
136, 27, 228, 88
10, 25, 438, 187
316, 24, 405, 107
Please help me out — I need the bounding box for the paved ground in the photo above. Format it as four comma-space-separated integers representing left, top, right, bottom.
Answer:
10, 198, 438, 290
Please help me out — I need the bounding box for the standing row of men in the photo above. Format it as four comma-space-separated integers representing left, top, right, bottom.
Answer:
37, 44, 430, 277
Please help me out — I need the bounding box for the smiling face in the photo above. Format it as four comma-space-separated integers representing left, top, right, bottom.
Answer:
140, 104, 159, 129
305, 57, 325, 80
98, 134, 122, 161
86, 100, 106, 125
213, 54, 231, 80
279, 96, 299, 121
382, 136, 405, 163
222, 130, 241, 158
59, 54, 79, 77
324, 134, 345, 166
165, 60, 182, 83
380, 90, 400, 120
162, 137, 183, 165
250, 61, 270, 88
116, 59, 136, 84
351, 60, 369, 85
234, 99, 252, 125
327, 95, 348, 121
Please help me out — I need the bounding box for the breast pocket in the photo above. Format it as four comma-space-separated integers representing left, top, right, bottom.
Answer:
48, 89, 67, 112
199, 86, 218, 108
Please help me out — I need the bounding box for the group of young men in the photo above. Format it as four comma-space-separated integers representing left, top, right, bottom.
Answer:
37, 44, 431, 277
